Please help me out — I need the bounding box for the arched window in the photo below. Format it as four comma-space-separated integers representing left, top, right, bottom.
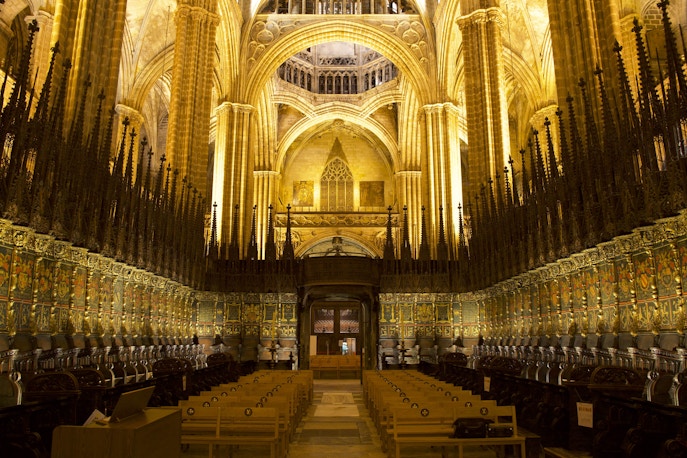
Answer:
320, 158, 354, 211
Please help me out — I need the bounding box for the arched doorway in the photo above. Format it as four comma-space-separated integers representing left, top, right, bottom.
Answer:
297, 257, 381, 374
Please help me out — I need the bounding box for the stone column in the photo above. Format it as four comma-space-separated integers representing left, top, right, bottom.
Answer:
397, 90, 424, 256
457, 4, 510, 207
213, 102, 254, 253
167, 0, 219, 201
423, 103, 462, 255
50, 0, 128, 136
546, 0, 623, 115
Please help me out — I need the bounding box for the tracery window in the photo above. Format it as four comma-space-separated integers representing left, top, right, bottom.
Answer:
320, 158, 353, 211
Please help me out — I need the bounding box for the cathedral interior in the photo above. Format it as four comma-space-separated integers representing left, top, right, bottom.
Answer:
0, 0, 687, 455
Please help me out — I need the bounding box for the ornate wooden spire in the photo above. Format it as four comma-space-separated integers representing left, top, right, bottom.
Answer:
247, 205, 258, 261
281, 204, 295, 261
383, 205, 395, 264
437, 205, 449, 263
265, 204, 277, 262
228, 204, 240, 262
400, 205, 412, 266
418, 206, 430, 262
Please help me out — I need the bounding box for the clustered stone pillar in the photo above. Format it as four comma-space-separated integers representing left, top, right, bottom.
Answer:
546, 0, 623, 116
423, 103, 462, 253
50, 0, 128, 135
457, 3, 511, 208
167, 0, 219, 199
213, 102, 254, 254
396, 91, 424, 253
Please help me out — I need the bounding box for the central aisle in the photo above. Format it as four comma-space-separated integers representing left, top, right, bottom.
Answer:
291, 378, 497, 458
181, 377, 501, 457
288, 379, 386, 458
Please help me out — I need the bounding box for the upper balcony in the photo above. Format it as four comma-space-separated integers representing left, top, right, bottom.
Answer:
260, 0, 417, 15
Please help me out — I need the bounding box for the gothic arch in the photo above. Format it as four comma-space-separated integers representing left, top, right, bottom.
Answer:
239, 17, 436, 106
295, 230, 382, 258
126, 44, 174, 111
272, 100, 400, 173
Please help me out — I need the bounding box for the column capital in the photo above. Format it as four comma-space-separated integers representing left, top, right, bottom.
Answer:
253, 170, 280, 178
422, 102, 459, 115
215, 101, 255, 116
115, 103, 144, 125
395, 170, 422, 177
25, 10, 54, 26
529, 104, 559, 129
456, 7, 505, 30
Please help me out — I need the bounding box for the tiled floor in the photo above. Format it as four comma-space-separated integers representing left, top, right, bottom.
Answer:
181, 378, 500, 457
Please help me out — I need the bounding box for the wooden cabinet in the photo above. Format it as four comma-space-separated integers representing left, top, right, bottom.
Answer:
51, 407, 181, 458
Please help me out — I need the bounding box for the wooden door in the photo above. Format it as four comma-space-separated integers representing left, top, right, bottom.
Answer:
312, 303, 360, 355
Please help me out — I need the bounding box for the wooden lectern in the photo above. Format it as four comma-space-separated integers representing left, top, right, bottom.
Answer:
51, 407, 181, 458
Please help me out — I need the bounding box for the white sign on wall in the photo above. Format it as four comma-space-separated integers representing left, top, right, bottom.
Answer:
576, 402, 593, 428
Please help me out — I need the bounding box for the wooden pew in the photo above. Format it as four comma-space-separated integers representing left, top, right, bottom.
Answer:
310, 355, 360, 378
180, 404, 222, 458
392, 403, 525, 458
218, 406, 280, 458
180, 405, 280, 458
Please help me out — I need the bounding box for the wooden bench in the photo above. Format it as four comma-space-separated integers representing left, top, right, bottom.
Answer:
181, 395, 293, 457
381, 398, 497, 453
392, 404, 526, 458
183, 377, 303, 458
180, 404, 280, 458
310, 355, 360, 378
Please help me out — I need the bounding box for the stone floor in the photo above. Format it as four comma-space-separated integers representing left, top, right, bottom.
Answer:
181, 378, 502, 457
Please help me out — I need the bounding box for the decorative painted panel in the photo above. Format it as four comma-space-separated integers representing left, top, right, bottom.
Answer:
678, 237, 687, 288
616, 256, 633, 303
599, 262, 615, 305
633, 251, 654, 302
435, 303, 450, 323
100, 275, 114, 314
35, 258, 55, 304
197, 300, 214, 337
571, 271, 585, 309
380, 300, 395, 323
225, 299, 241, 322
359, 181, 384, 207
654, 243, 678, 297
73, 267, 86, 309
242, 302, 262, 324
414, 302, 432, 324
112, 278, 123, 315
461, 301, 480, 337
282, 302, 297, 323
0, 245, 11, 300
560, 277, 571, 310
12, 251, 35, 301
